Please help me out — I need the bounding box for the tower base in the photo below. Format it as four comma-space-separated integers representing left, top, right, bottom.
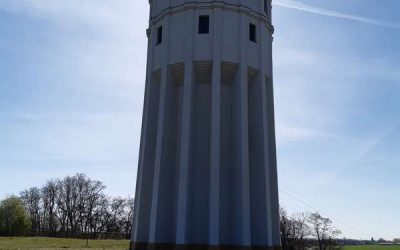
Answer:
130, 242, 281, 250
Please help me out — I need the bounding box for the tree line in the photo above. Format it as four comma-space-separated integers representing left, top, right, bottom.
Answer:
280, 207, 342, 250
0, 173, 134, 239
1, 173, 345, 248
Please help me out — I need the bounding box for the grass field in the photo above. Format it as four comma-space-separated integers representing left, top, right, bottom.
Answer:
344, 246, 400, 250
1, 239, 399, 250
0, 237, 129, 250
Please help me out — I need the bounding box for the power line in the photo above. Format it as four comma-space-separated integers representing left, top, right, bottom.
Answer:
279, 188, 371, 238
280, 190, 370, 238
280, 183, 375, 235
279, 187, 374, 239
279, 189, 370, 239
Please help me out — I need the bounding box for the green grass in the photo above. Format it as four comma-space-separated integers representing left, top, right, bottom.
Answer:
0, 237, 129, 250
344, 246, 400, 250
2, 239, 398, 250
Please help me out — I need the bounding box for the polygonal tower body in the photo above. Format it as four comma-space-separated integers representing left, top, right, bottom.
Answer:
132, 0, 281, 250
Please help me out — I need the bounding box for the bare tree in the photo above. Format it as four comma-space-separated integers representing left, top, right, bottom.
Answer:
20, 187, 42, 236
42, 180, 58, 236
280, 207, 293, 250
291, 213, 310, 250
123, 198, 135, 236
83, 178, 105, 237
280, 208, 310, 250
55, 178, 68, 235
10, 173, 134, 239
308, 212, 341, 250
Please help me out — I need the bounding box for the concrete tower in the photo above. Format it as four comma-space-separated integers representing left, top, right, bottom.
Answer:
132, 1, 280, 250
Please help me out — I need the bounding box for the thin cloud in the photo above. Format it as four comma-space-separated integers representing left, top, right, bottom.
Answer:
354, 119, 400, 161
274, 0, 400, 30
276, 125, 342, 144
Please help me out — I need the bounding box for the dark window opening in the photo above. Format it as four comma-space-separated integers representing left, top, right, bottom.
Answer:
264, 0, 269, 14
199, 15, 210, 34
156, 26, 163, 45
249, 23, 257, 43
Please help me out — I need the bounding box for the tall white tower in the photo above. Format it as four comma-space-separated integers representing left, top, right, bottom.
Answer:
132, 1, 281, 249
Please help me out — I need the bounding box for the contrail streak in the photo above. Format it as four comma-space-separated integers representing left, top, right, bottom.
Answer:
354, 119, 400, 161
274, 0, 400, 30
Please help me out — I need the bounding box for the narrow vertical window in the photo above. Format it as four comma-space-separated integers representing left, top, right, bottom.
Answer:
198, 15, 210, 34
264, 0, 269, 15
156, 26, 163, 45
249, 23, 257, 43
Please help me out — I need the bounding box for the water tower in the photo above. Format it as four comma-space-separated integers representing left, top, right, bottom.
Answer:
131, 1, 281, 249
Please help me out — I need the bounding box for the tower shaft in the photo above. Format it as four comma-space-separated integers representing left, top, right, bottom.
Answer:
132, 1, 280, 249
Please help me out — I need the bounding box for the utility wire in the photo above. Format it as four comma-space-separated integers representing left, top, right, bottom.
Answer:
279, 188, 371, 238
279, 187, 373, 239
280, 183, 376, 237
279, 190, 369, 239
278, 193, 367, 239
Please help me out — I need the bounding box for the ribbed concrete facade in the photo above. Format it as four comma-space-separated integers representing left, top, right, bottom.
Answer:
131, 1, 280, 249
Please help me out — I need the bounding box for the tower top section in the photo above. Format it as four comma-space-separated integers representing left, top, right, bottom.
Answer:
149, 0, 272, 23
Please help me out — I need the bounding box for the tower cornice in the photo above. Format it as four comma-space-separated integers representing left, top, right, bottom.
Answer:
149, 1, 274, 33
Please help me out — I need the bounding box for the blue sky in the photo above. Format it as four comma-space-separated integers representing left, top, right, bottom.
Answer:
0, 0, 399, 240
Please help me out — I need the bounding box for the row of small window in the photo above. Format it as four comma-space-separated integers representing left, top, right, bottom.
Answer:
156, 16, 258, 45
198, 16, 258, 42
